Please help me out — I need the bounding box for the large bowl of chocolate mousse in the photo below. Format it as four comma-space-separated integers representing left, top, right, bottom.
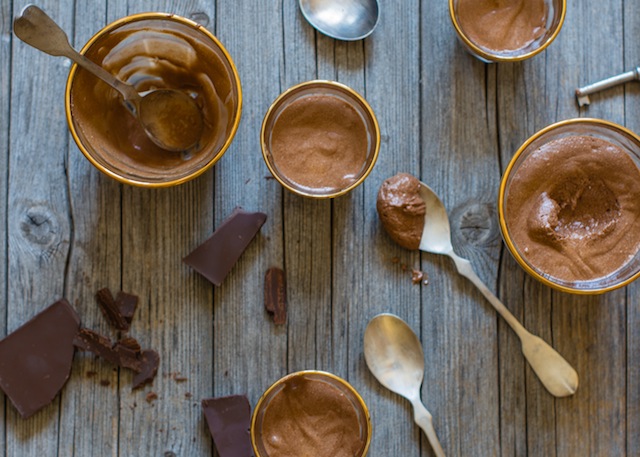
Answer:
65, 13, 242, 187
449, 0, 566, 62
499, 118, 640, 294
261, 80, 380, 198
250, 370, 371, 457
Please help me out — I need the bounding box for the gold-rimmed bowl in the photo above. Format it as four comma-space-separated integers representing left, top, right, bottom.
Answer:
261, 80, 380, 199
66, 12, 242, 187
498, 118, 640, 294
449, 0, 566, 62
251, 370, 371, 457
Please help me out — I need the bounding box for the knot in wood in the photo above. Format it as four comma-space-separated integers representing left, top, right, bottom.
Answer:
450, 201, 498, 247
189, 12, 210, 27
20, 206, 59, 247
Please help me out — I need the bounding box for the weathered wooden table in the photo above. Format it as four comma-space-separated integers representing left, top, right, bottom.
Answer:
1, 0, 638, 455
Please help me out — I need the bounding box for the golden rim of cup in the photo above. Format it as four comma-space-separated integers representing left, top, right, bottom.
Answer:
448, 0, 567, 62
250, 370, 372, 457
260, 80, 381, 199
498, 117, 640, 294
65, 12, 243, 188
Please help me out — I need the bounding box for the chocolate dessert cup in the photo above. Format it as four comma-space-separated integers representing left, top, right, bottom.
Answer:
499, 118, 640, 294
66, 13, 242, 187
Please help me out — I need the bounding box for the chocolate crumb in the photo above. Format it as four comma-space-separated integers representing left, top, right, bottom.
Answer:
264, 267, 287, 325
146, 392, 158, 403
100, 379, 111, 387
185, 392, 193, 399
411, 269, 424, 284
86, 370, 98, 378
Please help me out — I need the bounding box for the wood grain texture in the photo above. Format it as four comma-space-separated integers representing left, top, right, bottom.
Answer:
1, 0, 639, 456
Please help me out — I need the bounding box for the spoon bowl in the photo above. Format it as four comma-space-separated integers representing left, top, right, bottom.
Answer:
14, 5, 203, 152
299, 0, 380, 41
417, 180, 579, 397
364, 313, 446, 457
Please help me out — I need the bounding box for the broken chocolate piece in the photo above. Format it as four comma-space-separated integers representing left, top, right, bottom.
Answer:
264, 267, 287, 325
0, 299, 80, 418
132, 349, 160, 390
202, 395, 252, 457
74, 329, 143, 372
183, 207, 267, 286
113, 338, 143, 372
96, 288, 138, 331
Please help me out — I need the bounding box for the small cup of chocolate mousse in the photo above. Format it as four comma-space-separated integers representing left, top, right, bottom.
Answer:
499, 118, 640, 294
66, 13, 242, 187
251, 370, 371, 457
261, 80, 380, 198
449, 0, 566, 62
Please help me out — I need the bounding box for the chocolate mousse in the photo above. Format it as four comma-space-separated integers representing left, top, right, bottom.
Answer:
269, 93, 369, 194
505, 135, 640, 283
456, 0, 548, 52
254, 373, 368, 457
69, 18, 238, 181
377, 173, 426, 250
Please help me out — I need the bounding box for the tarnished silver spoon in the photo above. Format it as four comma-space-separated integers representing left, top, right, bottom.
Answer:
14, 5, 203, 152
364, 313, 446, 457
417, 180, 579, 397
298, 0, 380, 41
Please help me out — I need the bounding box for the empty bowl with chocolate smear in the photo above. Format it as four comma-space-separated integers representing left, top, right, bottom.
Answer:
449, 0, 566, 62
261, 80, 380, 198
499, 118, 640, 294
251, 370, 371, 457
66, 13, 242, 187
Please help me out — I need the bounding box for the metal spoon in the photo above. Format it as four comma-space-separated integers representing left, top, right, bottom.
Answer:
418, 181, 579, 397
298, 0, 380, 41
364, 313, 446, 457
14, 5, 203, 152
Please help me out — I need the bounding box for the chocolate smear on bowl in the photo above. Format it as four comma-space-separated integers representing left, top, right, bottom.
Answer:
201, 395, 252, 457
0, 299, 80, 418
183, 207, 267, 286
264, 267, 287, 325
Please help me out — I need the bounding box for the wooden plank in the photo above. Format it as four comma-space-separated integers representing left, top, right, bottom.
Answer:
6, 0, 74, 455
0, 0, 10, 455
421, 1, 502, 455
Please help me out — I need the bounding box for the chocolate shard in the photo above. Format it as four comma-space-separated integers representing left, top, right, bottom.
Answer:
183, 207, 267, 286
0, 299, 80, 418
96, 288, 129, 331
113, 337, 143, 372
264, 267, 287, 325
132, 349, 160, 390
115, 291, 138, 326
73, 328, 120, 366
202, 395, 252, 457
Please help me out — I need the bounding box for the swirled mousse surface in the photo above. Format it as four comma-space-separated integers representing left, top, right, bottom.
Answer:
70, 19, 237, 180
269, 94, 369, 194
377, 173, 426, 250
457, 0, 548, 52
258, 375, 366, 457
505, 135, 640, 282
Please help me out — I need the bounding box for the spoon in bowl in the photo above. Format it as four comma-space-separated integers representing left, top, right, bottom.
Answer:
14, 5, 203, 152
417, 180, 579, 397
298, 0, 380, 41
364, 313, 446, 457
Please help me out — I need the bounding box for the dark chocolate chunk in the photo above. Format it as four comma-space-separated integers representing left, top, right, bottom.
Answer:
96, 288, 138, 331
115, 291, 138, 326
113, 338, 143, 372
132, 349, 160, 390
264, 267, 287, 325
202, 395, 252, 457
74, 329, 143, 372
183, 207, 267, 286
0, 299, 80, 418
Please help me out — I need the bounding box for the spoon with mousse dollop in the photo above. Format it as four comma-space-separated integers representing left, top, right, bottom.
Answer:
14, 5, 203, 152
364, 313, 446, 457
298, 0, 380, 41
376, 173, 579, 398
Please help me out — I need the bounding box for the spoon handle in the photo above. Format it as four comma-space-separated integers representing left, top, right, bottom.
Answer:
411, 398, 446, 457
13, 5, 139, 105
447, 251, 579, 398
